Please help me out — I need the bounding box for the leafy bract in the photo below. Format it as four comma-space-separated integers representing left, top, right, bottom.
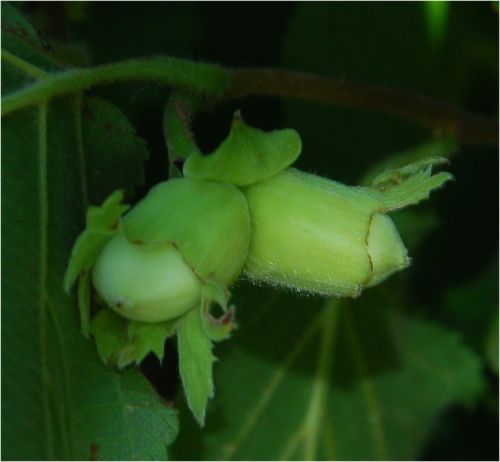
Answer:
127, 318, 179, 364
1, 3, 177, 459
63, 190, 128, 294
89, 308, 178, 369
364, 157, 454, 211
171, 287, 485, 460
183, 114, 302, 186
358, 138, 455, 254
178, 306, 217, 427
63, 190, 129, 338
201, 281, 237, 342
359, 136, 458, 187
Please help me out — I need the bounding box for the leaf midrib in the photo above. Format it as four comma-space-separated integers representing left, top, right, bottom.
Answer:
36, 86, 86, 461
221, 308, 324, 460
344, 305, 389, 460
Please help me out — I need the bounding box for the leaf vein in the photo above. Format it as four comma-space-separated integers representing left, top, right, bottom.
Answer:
221, 309, 324, 460
38, 101, 53, 459
73, 93, 88, 210
45, 294, 75, 458
344, 306, 388, 460
1, 49, 48, 79
303, 300, 340, 460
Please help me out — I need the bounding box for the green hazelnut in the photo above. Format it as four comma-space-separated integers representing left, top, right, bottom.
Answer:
65, 178, 251, 326
92, 231, 202, 322
120, 178, 251, 287
243, 167, 413, 297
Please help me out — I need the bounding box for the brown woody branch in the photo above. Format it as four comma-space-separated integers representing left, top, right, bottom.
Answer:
221, 68, 498, 147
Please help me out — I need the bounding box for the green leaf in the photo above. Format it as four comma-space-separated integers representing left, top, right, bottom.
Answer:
1, 3, 64, 87
79, 97, 149, 205
183, 113, 302, 186
485, 313, 499, 375
1, 4, 178, 459
442, 257, 499, 355
178, 306, 217, 426
171, 289, 484, 460
70, 367, 179, 460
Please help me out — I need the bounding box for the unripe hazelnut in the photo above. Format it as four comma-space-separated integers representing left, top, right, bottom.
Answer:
243, 168, 410, 297
92, 232, 202, 322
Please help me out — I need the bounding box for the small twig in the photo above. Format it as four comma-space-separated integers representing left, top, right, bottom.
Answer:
222, 68, 498, 147
163, 91, 202, 168
1, 51, 230, 116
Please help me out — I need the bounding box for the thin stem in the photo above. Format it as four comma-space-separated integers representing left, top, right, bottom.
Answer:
223, 68, 498, 147
163, 91, 203, 170
4, 49, 495, 146
1, 52, 230, 116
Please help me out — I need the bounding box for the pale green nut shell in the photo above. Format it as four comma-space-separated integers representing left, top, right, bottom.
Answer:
365, 212, 410, 287
243, 168, 410, 297
92, 232, 202, 322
